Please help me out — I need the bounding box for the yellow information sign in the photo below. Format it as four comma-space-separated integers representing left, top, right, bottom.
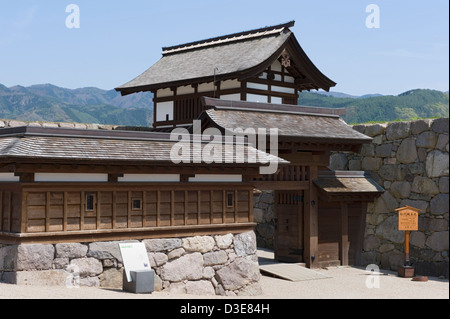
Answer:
396, 206, 420, 231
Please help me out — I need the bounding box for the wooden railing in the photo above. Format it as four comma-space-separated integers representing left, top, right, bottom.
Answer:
252, 165, 310, 191
254, 165, 308, 182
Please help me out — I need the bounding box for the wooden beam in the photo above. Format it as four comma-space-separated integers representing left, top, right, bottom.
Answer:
63, 192, 68, 231
6, 192, 11, 232
108, 174, 123, 183
156, 190, 160, 227
298, 190, 304, 255
197, 190, 201, 225
184, 190, 188, 226
142, 191, 147, 227
11, 163, 261, 177
304, 166, 318, 268
127, 191, 132, 228
80, 191, 85, 231
21, 191, 27, 233
248, 189, 253, 223
97, 191, 102, 230
45, 192, 50, 232
234, 189, 238, 223
222, 190, 226, 224
15, 173, 35, 183
210, 190, 214, 225
171, 190, 175, 226
112, 191, 117, 229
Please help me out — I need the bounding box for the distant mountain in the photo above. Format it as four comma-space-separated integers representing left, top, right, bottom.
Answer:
315, 91, 384, 99
25, 84, 153, 109
299, 89, 449, 124
1, 84, 448, 126
0, 84, 153, 126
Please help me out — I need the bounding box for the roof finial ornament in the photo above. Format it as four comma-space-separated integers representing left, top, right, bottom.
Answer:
281, 49, 291, 68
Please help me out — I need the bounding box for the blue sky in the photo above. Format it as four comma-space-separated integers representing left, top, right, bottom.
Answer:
0, 0, 448, 96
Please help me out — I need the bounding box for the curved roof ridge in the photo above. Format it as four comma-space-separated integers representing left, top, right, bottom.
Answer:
162, 21, 295, 55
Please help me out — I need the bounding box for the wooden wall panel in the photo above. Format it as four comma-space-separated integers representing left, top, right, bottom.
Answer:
66, 218, 80, 231
8, 183, 253, 240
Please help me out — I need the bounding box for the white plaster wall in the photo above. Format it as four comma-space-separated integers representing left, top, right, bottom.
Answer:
0, 173, 19, 182
34, 173, 109, 182
118, 174, 180, 182
247, 94, 268, 103
156, 101, 174, 122
188, 174, 242, 182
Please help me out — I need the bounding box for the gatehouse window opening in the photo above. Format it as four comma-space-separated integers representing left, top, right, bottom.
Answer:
227, 191, 234, 208
85, 193, 96, 211
132, 198, 142, 210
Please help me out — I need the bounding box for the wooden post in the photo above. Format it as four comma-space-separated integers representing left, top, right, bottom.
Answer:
404, 230, 410, 266
63, 192, 68, 231
112, 191, 117, 229
304, 166, 319, 268
45, 192, 50, 232
156, 190, 160, 227
97, 191, 101, 230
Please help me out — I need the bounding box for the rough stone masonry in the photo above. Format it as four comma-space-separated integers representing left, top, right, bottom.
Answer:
0, 231, 262, 296
254, 118, 449, 278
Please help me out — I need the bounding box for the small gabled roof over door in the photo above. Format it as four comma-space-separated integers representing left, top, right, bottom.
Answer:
314, 171, 384, 202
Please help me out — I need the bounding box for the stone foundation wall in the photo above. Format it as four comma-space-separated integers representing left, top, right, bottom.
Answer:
0, 231, 261, 296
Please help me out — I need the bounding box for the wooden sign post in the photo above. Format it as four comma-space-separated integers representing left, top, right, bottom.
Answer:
396, 206, 420, 278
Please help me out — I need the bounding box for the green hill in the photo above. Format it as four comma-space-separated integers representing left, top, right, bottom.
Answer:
1, 84, 447, 127
298, 89, 449, 124
0, 84, 153, 127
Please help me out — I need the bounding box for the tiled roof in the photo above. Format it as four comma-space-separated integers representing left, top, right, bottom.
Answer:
200, 101, 372, 145
116, 21, 336, 95
314, 172, 385, 194
0, 126, 288, 167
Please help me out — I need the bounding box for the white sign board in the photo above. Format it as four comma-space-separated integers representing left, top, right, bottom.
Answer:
119, 242, 151, 282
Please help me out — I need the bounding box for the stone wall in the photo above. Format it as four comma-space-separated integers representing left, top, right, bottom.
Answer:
0, 232, 261, 296
329, 118, 449, 278
253, 190, 275, 250
254, 118, 449, 278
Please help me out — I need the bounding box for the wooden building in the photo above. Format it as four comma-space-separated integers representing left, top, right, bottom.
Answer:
1, 22, 384, 271
0, 126, 285, 244
198, 98, 384, 267
116, 21, 384, 268
116, 21, 336, 129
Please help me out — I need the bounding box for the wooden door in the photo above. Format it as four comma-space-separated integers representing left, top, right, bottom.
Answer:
274, 190, 304, 263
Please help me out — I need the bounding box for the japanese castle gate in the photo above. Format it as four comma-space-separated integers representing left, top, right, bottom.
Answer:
1, 21, 383, 271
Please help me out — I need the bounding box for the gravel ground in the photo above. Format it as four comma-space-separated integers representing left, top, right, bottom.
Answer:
1, 266, 447, 300
0, 249, 448, 299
